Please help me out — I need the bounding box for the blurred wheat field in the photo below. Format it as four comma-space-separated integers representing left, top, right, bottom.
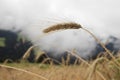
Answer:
0, 22, 120, 80
0, 56, 120, 80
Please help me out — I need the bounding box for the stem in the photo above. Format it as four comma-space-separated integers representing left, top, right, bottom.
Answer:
81, 28, 115, 60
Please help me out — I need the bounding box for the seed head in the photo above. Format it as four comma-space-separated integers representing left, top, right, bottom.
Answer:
43, 22, 82, 33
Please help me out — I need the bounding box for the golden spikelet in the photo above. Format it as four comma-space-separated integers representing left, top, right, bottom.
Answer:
43, 22, 82, 33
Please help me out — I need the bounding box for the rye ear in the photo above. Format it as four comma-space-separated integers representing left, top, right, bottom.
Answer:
43, 22, 82, 33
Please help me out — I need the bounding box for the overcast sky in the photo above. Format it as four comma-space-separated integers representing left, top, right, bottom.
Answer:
48, 0, 120, 38
0, 0, 120, 38
0, 0, 120, 58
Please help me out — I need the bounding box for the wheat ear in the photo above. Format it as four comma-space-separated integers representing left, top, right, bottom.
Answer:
43, 22, 82, 33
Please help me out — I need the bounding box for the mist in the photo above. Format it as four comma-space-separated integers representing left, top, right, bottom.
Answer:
0, 0, 120, 60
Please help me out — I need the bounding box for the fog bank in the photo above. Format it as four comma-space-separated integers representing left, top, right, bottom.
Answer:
0, 0, 120, 59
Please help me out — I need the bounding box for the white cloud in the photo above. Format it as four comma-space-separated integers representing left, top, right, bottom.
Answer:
0, 0, 120, 59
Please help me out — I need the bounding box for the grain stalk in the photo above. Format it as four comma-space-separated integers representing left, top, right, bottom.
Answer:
42, 22, 119, 80
81, 28, 120, 67
86, 57, 105, 80
67, 50, 106, 80
22, 46, 34, 60
43, 22, 116, 60
81, 28, 115, 60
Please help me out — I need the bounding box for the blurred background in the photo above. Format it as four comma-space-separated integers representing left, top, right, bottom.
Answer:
0, 0, 120, 63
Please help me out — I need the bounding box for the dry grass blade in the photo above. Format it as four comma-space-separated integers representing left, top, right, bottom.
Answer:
0, 64, 48, 80
35, 52, 45, 62
81, 28, 115, 60
67, 50, 106, 80
81, 28, 120, 67
43, 22, 82, 33
22, 46, 34, 60
87, 57, 105, 80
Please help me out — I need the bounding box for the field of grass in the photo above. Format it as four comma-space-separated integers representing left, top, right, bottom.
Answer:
0, 56, 120, 80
